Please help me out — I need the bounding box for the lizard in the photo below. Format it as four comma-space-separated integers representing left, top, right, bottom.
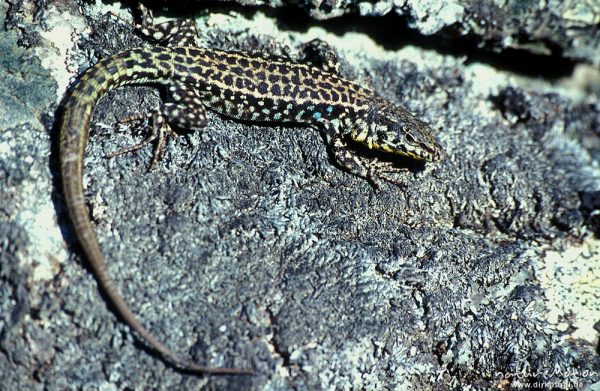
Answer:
59, 5, 445, 375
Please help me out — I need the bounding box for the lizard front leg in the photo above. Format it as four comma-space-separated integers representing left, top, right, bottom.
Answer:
322, 124, 409, 190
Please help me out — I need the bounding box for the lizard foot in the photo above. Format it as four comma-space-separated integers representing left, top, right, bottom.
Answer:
106, 110, 179, 171
367, 158, 411, 191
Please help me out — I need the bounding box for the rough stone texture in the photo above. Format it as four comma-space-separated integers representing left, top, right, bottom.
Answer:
1, 0, 599, 389
175, 0, 600, 64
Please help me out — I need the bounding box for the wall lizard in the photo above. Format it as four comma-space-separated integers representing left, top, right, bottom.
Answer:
59, 5, 445, 375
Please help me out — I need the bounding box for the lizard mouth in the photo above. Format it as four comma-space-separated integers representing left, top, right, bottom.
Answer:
409, 140, 446, 162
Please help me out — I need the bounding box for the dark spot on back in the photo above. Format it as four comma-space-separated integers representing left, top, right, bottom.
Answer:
223, 75, 233, 86
94, 74, 106, 85
258, 82, 268, 94
106, 65, 118, 75
85, 84, 97, 95
139, 59, 153, 69
157, 53, 170, 61
319, 82, 333, 90
230, 66, 244, 76
196, 58, 210, 67
270, 84, 281, 95
188, 48, 201, 57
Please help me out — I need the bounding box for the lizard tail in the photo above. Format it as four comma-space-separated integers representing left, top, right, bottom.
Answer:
59, 49, 253, 375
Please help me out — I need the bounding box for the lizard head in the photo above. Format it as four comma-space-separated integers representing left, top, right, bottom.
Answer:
357, 103, 445, 162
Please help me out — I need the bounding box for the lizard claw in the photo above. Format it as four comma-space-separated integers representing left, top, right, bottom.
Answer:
367, 158, 410, 190
106, 111, 179, 171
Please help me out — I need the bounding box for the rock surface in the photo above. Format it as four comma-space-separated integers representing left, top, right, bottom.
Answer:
0, 0, 599, 389
196, 0, 600, 63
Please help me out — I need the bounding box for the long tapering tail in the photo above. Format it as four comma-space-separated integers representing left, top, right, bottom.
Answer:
59, 48, 253, 375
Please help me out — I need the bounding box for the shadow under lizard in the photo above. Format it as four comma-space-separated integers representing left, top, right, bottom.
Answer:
59, 6, 445, 375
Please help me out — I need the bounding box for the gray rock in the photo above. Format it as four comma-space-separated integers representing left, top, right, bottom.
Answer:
194, 0, 600, 63
1, 0, 598, 390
